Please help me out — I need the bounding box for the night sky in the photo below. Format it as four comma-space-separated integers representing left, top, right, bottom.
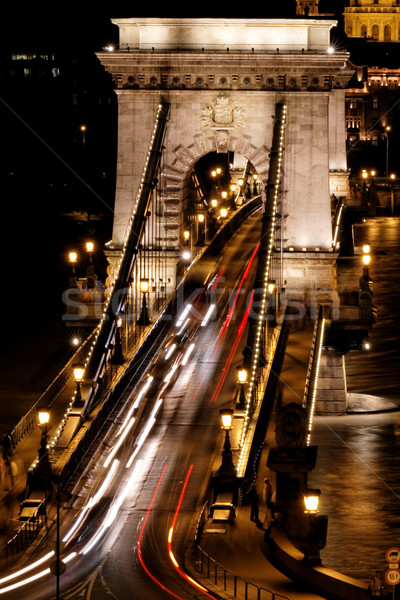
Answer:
1, 2, 345, 51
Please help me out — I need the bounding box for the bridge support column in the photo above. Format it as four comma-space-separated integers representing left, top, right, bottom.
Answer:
315, 346, 348, 415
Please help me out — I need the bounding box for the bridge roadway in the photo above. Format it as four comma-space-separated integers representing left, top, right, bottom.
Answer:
0, 210, 381, 600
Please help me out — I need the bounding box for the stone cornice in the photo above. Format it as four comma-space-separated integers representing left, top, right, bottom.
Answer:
97, 50, 352, 91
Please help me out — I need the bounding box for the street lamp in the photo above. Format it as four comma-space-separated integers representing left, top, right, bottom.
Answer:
385, 125, 391, 177
236, 367, 248, 410
304, 489, 321, 514
217, 408, 236, 478
220, 208, 228, 219
137, 278, 151, 326
197, 213, 206, 245
86, 241, 94, 262
80, 124, 87, 146
112, 315, 124, 364
253, 173, 259, 195
38, 408, 50, 448
73, 363, 85, 407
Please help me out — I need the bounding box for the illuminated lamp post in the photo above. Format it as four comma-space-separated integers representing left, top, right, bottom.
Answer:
389, 173, 396, 214
197, 213, 206, 245
80, 124, 87, 147
68, 251, 78, 287
73, 363, 85, 407
252, 173, 259, 195
304, 489, 321, 515
359, 247, 374, 322
385, 125, 391, 177
86, 241, 94, 263
217, 409, 236, 479
36, 407, 52, 506
236, 367, 248, 410
302, 488, 324, 566
137, 278, 151, 326
38, 407, 50, 450
267, 280, 277, 325
112, 315, 124, 364
220, 208, 228, 219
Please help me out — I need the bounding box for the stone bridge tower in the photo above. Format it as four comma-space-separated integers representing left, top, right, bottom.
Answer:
98, 18, 353, 302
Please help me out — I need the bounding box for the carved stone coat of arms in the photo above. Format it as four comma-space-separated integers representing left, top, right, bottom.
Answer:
201, 94, 245, 152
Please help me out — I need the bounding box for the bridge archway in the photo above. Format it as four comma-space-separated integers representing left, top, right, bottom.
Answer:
99, 18, 353, 300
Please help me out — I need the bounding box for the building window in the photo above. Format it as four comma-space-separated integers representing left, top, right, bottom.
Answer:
384, 25, 391, 41
372, 97, 379, 110
361, 24, 367, 37
372, 24, 379, 40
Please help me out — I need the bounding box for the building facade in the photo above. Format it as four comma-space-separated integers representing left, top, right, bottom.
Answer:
344, 0, 400, 41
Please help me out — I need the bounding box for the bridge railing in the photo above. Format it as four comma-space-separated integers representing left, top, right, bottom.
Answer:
0, 500, 46, 563
189, 502, 291, 600
302, 304, 327, 444
10, 332, 95, 449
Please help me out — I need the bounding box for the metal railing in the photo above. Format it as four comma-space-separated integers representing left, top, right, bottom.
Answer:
190, 503, 291, 600
10, 333, 95, 449
1, 500, 46, 562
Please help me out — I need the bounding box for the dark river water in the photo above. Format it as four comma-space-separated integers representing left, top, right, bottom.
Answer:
311, 216, 400, 584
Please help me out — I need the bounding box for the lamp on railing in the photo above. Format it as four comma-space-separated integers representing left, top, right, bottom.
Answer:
304, 489, 321, 514
253, 173, 259, 195
73, 363, 85, 407
112, 315, 125, 364
85, 241, 94, 263
38, 407, 50, 450
197, 213, 206, 245
236, 366, 248, 410
217, 408, 236, 478
68, 251, 78, 287
137, 278, 151, 326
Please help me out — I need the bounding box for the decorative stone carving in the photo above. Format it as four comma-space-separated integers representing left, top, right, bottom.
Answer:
275, 402, 308, 449
201, 94, 245, 129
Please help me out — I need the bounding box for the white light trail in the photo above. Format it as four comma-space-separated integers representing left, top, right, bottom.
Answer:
176, 304, 191, 326
165, 343, 176, 360
176, 318, 190, 336
103, 417, 135, 468
164, 363, 178, 383
201, 304, 216, 327
117, 376, 153, 436
81, 460, 144, 555
63, 459, 120, 543
0, 553, 76, 595
126, 399, 163, 468
0, 552, 54, 585
181, 343, 195, 366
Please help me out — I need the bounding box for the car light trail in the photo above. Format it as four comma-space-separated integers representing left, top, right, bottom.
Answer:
211, 242, 259, 357
126, 399, 163, 468
117, 376, 153, 436
103, 417, 135, 468
167, 465, 219, 599
63, 459, 120, 543
165, 343, 177, 360
81, 459, 144, 555
176, 304, 192, 327
200, 304, 216, 327
210, 290, 254, 403
164, 363, 178, 383
0, 553, 76, 595
181, 343, 195, 366
0, 551, 54, 586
